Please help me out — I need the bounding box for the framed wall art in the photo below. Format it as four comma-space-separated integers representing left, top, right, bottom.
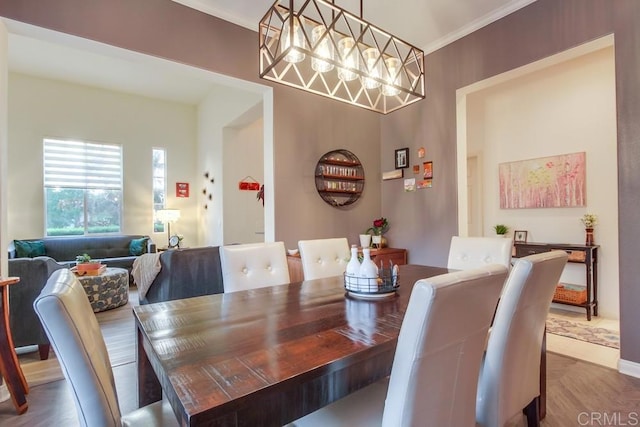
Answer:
417, 179, 432, 189
499, 152, 586, 209
395, 148, 409, 169
176, 182, 189, 198
382, 169, 404, 180
423, 161, 433, 179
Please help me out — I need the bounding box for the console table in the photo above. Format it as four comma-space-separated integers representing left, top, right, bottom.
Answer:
514, 242, 598, 320
287, 247, 407, 283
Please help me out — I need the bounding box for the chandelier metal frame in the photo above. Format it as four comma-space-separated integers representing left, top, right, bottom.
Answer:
259, 0, 425, 114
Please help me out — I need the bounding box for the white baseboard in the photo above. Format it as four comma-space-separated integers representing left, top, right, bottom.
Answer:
618, 358, 640, 378
0, 383, 9, 402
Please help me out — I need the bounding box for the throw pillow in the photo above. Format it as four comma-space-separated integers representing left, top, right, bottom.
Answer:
129, 237, 149, 256
14, 240, 46, 258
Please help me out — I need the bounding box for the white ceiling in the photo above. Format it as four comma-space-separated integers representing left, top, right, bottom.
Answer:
5, 0, 538, 105
8, 32, 221, 105
172, 0, 538, 53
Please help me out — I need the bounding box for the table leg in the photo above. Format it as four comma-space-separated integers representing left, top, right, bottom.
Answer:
137, 327, 162, 407
0, 286, 28, 414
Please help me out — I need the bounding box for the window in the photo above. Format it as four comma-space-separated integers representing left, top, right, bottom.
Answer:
44, 138, 122, 236
152, 148, 166, 232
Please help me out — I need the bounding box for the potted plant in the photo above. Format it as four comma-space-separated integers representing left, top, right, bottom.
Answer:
493, 224, 509, 237
366, 217, 390, 248
75, 253, 102, 272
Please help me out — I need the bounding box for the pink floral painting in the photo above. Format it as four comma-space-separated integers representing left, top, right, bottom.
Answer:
499, 152, 586, 209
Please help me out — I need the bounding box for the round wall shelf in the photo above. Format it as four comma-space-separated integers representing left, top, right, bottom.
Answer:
314, 149, 364, 207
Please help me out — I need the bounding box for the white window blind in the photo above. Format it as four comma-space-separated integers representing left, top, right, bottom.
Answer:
43, 138, 122, 190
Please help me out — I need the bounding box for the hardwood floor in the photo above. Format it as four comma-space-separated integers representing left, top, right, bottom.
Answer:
1, 289, 639, 426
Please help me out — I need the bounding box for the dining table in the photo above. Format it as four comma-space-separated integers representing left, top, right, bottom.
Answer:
134, 264, 546, 426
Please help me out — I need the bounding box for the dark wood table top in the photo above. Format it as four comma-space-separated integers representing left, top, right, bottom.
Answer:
134, 264, 450, 426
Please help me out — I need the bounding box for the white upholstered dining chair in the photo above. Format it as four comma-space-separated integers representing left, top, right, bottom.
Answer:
33, 269, 178, 427
220, 242, 291, 293
476, 250, 568, 427
447, 236, 513, 270
293, 264, 509, 427
297, 238, 350, 280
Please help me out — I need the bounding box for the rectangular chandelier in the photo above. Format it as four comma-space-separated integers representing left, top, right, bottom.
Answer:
259, 0, 425, 114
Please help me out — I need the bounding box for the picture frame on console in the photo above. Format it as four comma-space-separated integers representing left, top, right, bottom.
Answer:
514, 230, 528, 243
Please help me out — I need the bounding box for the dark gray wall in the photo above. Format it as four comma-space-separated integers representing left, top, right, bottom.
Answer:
381, 0, 640, 364
0, 0, 382, 249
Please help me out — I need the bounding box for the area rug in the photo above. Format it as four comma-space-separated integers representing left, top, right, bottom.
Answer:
546, 315, 619, 349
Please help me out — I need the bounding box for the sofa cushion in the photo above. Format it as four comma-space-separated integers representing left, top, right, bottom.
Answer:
15, 240, 46, 258
129, 237, 149, 256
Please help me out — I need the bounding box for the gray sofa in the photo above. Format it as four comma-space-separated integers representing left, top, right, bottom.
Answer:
9, 234, 155, 270
8, 257, 67, 359
140, 246, 224, 305
7, 234, 155, 359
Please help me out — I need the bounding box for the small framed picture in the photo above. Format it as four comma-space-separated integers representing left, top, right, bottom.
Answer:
514, 230, 528, 243
395, 148, 409, 169
423, 161, 433, 179
404, 178, 416, 192
382, 169, 404, 180
176, 182, 190, 198
417, 179, 432, 189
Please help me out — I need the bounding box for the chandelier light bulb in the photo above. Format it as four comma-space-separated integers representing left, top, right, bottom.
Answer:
311, 25, 335, 72
363, 47, 382, 89
382, 57, 402, 96
337, 37, 359, 81
281, 15, 306, 63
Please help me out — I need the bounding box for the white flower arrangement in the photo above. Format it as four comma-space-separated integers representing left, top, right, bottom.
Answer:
581, 213, 598, 229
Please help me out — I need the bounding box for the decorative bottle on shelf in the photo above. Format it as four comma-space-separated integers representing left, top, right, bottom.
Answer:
358, 248, 378, 293
346, 245, 361, 290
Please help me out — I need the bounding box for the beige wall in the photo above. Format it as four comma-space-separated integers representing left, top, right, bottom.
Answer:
467, 46, 619, 318
7, 73, 199, 245
223, 116, 264, 245
197, 85, 264, 247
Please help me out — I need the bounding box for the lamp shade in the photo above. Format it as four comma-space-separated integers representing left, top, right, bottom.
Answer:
155, 209, 180, 224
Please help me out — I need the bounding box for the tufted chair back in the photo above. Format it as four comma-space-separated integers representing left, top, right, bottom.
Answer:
220, 242, 291, 293
297, 238, 350, 280
447, 236, 513, 270
293, 264, 509, 427
33, 269, 178, 426
476, 250, 568, 427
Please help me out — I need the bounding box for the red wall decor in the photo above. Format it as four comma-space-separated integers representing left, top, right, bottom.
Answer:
176, 182, 189, 198
238, 176, 260, 191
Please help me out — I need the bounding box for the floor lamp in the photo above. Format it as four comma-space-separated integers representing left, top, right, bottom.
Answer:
155, 209, 180, 248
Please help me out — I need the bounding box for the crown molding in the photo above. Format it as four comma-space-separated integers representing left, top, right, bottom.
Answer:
173, 0, 539, 55
423, 0, 538, 54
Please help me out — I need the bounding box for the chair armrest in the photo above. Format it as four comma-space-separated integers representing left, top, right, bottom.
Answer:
8, 241, 16, 259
